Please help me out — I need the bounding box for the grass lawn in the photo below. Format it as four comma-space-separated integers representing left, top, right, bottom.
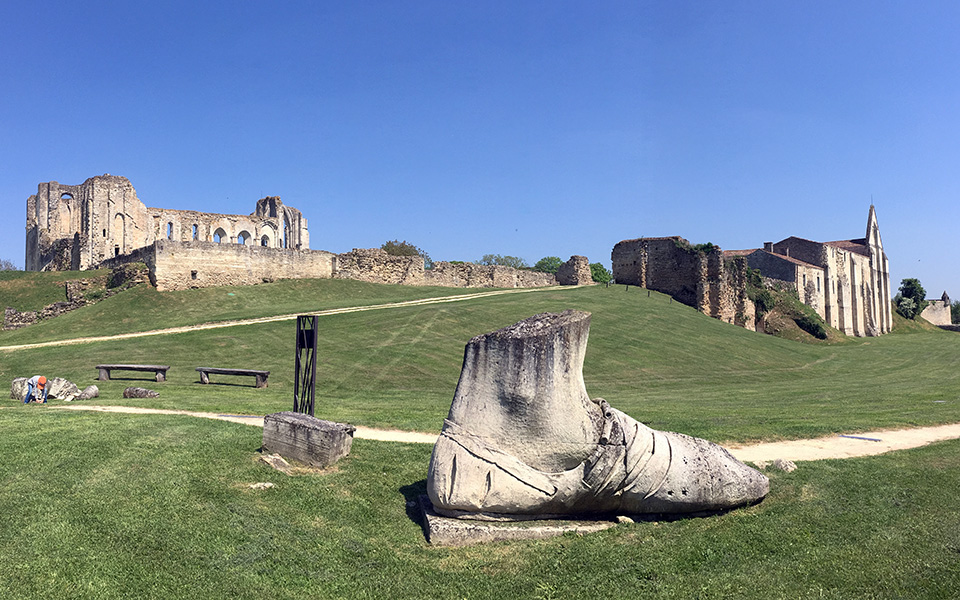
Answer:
2, 275, 959, 598
1, 408, 958, 599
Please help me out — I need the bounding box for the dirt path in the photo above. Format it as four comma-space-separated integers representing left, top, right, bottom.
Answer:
0, 286, 578, 352
52, 405, 960, 461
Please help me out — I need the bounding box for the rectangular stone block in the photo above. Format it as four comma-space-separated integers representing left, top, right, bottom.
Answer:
262, 412, 356, 468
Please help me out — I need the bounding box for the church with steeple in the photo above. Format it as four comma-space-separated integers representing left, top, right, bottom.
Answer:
730, 206, 892, 337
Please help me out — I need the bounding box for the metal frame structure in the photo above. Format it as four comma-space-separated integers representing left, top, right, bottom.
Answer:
294, 315, 318, 416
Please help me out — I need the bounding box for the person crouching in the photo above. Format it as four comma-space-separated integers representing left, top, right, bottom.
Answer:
25, 375, 48, 403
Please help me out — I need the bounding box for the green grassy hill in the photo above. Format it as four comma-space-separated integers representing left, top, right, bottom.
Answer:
3, 276, 959, 443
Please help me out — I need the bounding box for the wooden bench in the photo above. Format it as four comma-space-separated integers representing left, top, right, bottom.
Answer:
196, 367, 269, 388
97, 364, 170, 383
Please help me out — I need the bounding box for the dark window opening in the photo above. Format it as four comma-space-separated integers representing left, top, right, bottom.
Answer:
191, 270, 198, 280
114, 245, 120, 257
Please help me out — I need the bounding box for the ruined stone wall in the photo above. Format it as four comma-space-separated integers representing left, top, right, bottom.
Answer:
3, 264, 149, 330
610, 238, 647, 286
333, 249, 426, 286
426, 262, 557, 288
148, 240, 334, 291
556, 255, 593, 286
25, 175, 310, 272
722, 257, 755, 327
611, 237, 753, 328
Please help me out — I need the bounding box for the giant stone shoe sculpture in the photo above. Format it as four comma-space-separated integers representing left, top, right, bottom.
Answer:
427, 310, 769, 519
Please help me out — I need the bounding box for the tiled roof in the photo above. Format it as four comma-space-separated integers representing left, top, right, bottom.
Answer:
722, 249, 757, 258
752, 249, 823, 269
825, 239, 870, 256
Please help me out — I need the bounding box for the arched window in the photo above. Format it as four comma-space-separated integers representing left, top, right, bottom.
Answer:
213, 228, 226, 243
237, 231, 251, 245
261, 235, 269, 247
61, 193, 73, 201
167, 222, 174, 240
282, 215, 290, 248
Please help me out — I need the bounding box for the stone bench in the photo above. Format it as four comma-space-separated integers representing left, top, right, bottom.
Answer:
97, 364, 170, 383
196, 367, 269, 388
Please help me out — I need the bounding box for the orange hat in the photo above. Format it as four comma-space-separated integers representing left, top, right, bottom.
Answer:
37, 376, 46, 387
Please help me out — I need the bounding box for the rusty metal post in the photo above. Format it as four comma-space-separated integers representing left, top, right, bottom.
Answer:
294, 315, 318, 416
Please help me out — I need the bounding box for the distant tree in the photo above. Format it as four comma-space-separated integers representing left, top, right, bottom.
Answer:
590, 262, 612, 284
0, 258, 18, 271
952, 300, 960, 325
533, 256, 563, 274
381, 240, 432, 269
478, 254, 529, 269
895, 278, 927, 320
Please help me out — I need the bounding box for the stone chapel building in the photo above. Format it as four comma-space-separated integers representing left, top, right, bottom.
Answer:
729, 206, 893, 337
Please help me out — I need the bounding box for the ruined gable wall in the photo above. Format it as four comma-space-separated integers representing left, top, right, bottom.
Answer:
26, 175, 153, 271
771, 237, 824, 266
149, 240, 335, 291
921, 299, 952, 326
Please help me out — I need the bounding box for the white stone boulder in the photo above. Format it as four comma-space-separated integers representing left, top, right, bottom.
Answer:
427, 310, 769, 519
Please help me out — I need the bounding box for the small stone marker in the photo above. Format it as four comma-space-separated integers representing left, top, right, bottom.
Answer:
262, 411, 356, 468
123, 387, 160, 398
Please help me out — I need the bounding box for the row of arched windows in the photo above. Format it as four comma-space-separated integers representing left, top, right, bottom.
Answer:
163, 221, 277, 247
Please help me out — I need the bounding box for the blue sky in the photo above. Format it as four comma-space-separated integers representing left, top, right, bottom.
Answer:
2, 1, 957, 298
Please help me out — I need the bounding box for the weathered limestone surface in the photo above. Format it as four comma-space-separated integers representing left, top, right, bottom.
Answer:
262, 412, 356, 468
555, 255, 593, 286
419, 495, 615, 546
10, 378, 28, 400
427, 311, 769, 519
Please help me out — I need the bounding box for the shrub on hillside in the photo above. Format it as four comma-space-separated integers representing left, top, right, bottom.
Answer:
894, 278, 927, 319
590, 262, 612, 284
381, 240, 433, 269
794, 313, 828, 340
533, 256, 563, 274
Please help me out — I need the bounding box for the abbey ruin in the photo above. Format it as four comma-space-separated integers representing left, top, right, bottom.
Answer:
612, 207, 893, 337
24, 175, 592, 292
